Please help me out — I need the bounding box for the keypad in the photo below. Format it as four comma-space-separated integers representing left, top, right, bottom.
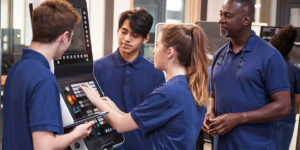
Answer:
70, 81, 98, 115
62, 80, 114, 136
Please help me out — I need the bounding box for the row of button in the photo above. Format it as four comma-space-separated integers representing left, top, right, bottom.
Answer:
91, 115, 112, 137
71, 81, 94, 88
71, 81, 98, 98
93, 125, 114, 136
72, 84, 96, 91
82, 11, 90, 48
56, 58, 89, 65
104, 128, 114, 133
56, 54, 89, 65
62, 54, 88, 60
78, 99, 92, 108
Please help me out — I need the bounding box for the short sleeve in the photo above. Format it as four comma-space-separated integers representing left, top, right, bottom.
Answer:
131, 91, 180, 133
28, 79, 63, 134
265, 53, 290, 94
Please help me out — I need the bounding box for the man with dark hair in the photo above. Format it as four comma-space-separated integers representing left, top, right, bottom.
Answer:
270, 25, 300, 150
203, 0, 291, 149
93, 8, 165, 150
2, 1, 95, 150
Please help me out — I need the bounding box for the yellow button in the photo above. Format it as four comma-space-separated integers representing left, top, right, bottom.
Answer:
67, 95, 74, 105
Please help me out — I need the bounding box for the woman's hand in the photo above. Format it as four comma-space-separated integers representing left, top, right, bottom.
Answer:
202, 112, 215, 135
101, 97, 125, 114
80, 83, 101, 106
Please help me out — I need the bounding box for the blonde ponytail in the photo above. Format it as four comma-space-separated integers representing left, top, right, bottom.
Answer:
161, 24, 209, 106
187, 26, 208, 106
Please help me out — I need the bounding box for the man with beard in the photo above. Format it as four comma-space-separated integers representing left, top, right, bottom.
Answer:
202, 0, 291, 149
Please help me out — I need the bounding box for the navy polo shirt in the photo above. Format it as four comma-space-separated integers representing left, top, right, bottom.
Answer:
131, 75, 206, 150
93, 48, 165, 150
2, 49, 64, 150
277, 62, 300, 123
210, 31, 290, 150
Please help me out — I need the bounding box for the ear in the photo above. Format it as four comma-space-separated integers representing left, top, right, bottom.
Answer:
243, 16, 251, 26
167, 47, 176, 60
58, 31, 71, 44
142, 34, 150, 44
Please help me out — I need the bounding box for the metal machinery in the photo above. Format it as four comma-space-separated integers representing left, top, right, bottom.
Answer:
53, 0, 124, 149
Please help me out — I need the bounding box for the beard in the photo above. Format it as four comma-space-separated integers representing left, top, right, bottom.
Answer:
220, 28, 230, 38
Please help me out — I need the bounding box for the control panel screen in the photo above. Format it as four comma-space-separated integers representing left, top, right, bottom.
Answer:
67, 8, 86, 52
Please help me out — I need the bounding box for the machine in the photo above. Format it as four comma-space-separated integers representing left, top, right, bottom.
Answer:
53, 0, 124, 149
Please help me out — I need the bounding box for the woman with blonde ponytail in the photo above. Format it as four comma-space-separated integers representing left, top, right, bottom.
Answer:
80, 24, 209, 149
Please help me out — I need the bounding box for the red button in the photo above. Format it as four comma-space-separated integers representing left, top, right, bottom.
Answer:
71, 95, 76, 101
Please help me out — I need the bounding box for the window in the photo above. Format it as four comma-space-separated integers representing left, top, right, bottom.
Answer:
134, 0, 185, 62
1, 0, 32, 75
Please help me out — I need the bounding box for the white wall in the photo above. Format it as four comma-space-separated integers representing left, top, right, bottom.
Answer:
290, 8, 300, 27
112, 0, 130, 51
207, 0, 277, 26
207, 0, 223, 22
88, 0, 105, 60
1, 0, 9, 28
270, 0, 277, 26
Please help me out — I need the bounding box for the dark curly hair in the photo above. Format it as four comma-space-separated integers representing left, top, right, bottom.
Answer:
270, 25, 297, 60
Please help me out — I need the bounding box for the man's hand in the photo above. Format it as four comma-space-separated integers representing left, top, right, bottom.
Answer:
32, 120, 95, 150
71, 120, 96, 141
207, 113, 242, 135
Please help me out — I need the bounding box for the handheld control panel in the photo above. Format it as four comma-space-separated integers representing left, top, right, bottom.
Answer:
58, 76, 123, 150
60, 80, 101, 120
52, 0, 124, 149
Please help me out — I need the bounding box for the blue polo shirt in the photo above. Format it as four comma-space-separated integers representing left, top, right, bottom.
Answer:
131, 75, 206, 150
94, 48, 165, 150
210, 31, 290, 150
277, 62, 300, 123
2, 49, 64, 150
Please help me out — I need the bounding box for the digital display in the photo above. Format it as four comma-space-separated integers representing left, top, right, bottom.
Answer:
67, 8, 86, 52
